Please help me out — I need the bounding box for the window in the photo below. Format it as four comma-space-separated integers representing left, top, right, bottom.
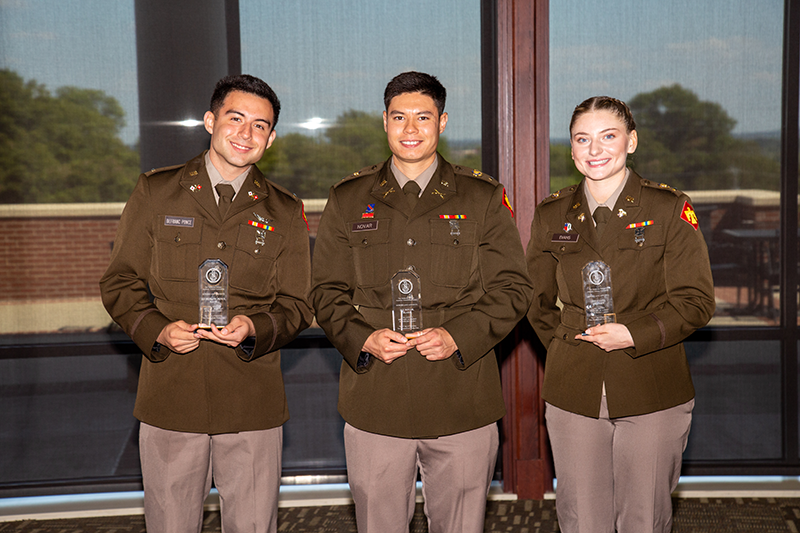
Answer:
550, 0, 797, 470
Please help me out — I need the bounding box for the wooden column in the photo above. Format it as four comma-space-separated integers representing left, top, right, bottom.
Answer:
483, 0, 553, 499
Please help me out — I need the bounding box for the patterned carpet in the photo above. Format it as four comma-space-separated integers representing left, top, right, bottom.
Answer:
2, 498, 800, 532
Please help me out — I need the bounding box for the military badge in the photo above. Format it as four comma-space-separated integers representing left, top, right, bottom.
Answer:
439, 215, 466, 219
634, 227, 646, 246
362, 203, 376, 219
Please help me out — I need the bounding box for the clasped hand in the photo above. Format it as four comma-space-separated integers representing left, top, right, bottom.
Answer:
157, 315, 255, 354
363, 327, 458, 364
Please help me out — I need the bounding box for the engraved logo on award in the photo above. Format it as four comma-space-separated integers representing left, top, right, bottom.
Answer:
199, 258, 228, 328
392, 269, 423, 335
582, 261, 616, 327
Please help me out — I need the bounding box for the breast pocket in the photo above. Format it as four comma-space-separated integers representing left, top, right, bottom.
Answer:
429, 219, 478, 288
616, 224, 666, 300
617, 224, 665, 252
348, 219, 391, 287
155, 219, 203, 281
230, 224, 283, 294
544, 233, 586, 305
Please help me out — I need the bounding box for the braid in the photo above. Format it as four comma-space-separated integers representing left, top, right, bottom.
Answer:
570, 96, 636, 134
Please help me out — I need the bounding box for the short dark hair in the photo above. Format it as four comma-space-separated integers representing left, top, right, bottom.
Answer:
383, 71, 446, 115
570, 96, 636, 135
209, 74, 281, 129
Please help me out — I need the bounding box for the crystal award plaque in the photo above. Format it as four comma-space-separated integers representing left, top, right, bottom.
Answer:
391, 269, 423, 334
582, 261, 616, 327
198, 259, 228, 328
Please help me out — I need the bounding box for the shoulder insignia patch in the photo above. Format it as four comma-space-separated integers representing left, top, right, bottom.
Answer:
501, 187, 514, 217
680, 201, 699, 230
301, 202, 309, 231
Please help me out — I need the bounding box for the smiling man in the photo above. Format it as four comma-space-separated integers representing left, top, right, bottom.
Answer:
311, 71, 532, 533
100, 75, 313, 533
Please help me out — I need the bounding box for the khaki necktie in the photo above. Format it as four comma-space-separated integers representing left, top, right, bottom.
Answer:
403, 180, 421, 210
593, 206, 612, 237
216, 183, 235, 218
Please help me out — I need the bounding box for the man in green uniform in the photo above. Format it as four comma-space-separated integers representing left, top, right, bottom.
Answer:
100, 75, 313, 533
311, 71, 532, 533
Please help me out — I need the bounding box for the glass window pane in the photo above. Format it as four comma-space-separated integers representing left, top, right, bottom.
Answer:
240, 0, 482, 202
0, 353, 140, 484
549, 0, 784, 326
0, 1, 138, 336
0, 0, 140, 205
685, 340, 782, 461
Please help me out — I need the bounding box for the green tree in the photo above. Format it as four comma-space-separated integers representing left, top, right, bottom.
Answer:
258, 110, 483, 199
0, 69, 140, 203
549, 142, 582, 192
628, 84, 779, 190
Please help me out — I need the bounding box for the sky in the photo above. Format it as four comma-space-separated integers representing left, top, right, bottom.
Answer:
0, 0, 786, 146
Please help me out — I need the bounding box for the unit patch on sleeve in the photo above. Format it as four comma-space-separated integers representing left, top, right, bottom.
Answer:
680, 201, 699, 230
501, 187, 514, 217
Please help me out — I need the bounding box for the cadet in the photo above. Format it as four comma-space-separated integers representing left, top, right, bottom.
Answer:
100, 74, 313, 533
311, 71, 532, 533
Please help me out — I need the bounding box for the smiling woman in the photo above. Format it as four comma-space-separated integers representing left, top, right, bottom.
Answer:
528, 96, 716, 532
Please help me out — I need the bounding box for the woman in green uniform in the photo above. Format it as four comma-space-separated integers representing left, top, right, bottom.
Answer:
526, 96, 715, 533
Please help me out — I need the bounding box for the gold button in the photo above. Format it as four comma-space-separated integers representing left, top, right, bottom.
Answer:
217, 242, 226, 250
362, 238, 368, 245
407, 238, 416, 246
453, 239, 459, 245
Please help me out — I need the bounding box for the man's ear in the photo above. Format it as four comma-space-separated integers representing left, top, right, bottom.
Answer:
203, 111, 216, 135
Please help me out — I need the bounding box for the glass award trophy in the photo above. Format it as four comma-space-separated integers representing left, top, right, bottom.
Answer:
391, 269, 423, 335
582, 261, 616, 327
198, 259, 228, 328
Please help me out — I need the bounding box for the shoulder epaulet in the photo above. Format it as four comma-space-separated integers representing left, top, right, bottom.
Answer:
267, 179, 302, 203
334, 162, 384, 188
453, 165, 497, 184
639, 178, 683, 197
540, 184, 579, 205
144, 163, 184, 177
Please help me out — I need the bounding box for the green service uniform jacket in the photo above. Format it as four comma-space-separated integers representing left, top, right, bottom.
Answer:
100, 152, 313, 434
311, 155, 533, 439
526, 171, 715, 419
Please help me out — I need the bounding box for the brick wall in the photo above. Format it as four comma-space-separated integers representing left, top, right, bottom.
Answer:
0, 202, 325, 304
